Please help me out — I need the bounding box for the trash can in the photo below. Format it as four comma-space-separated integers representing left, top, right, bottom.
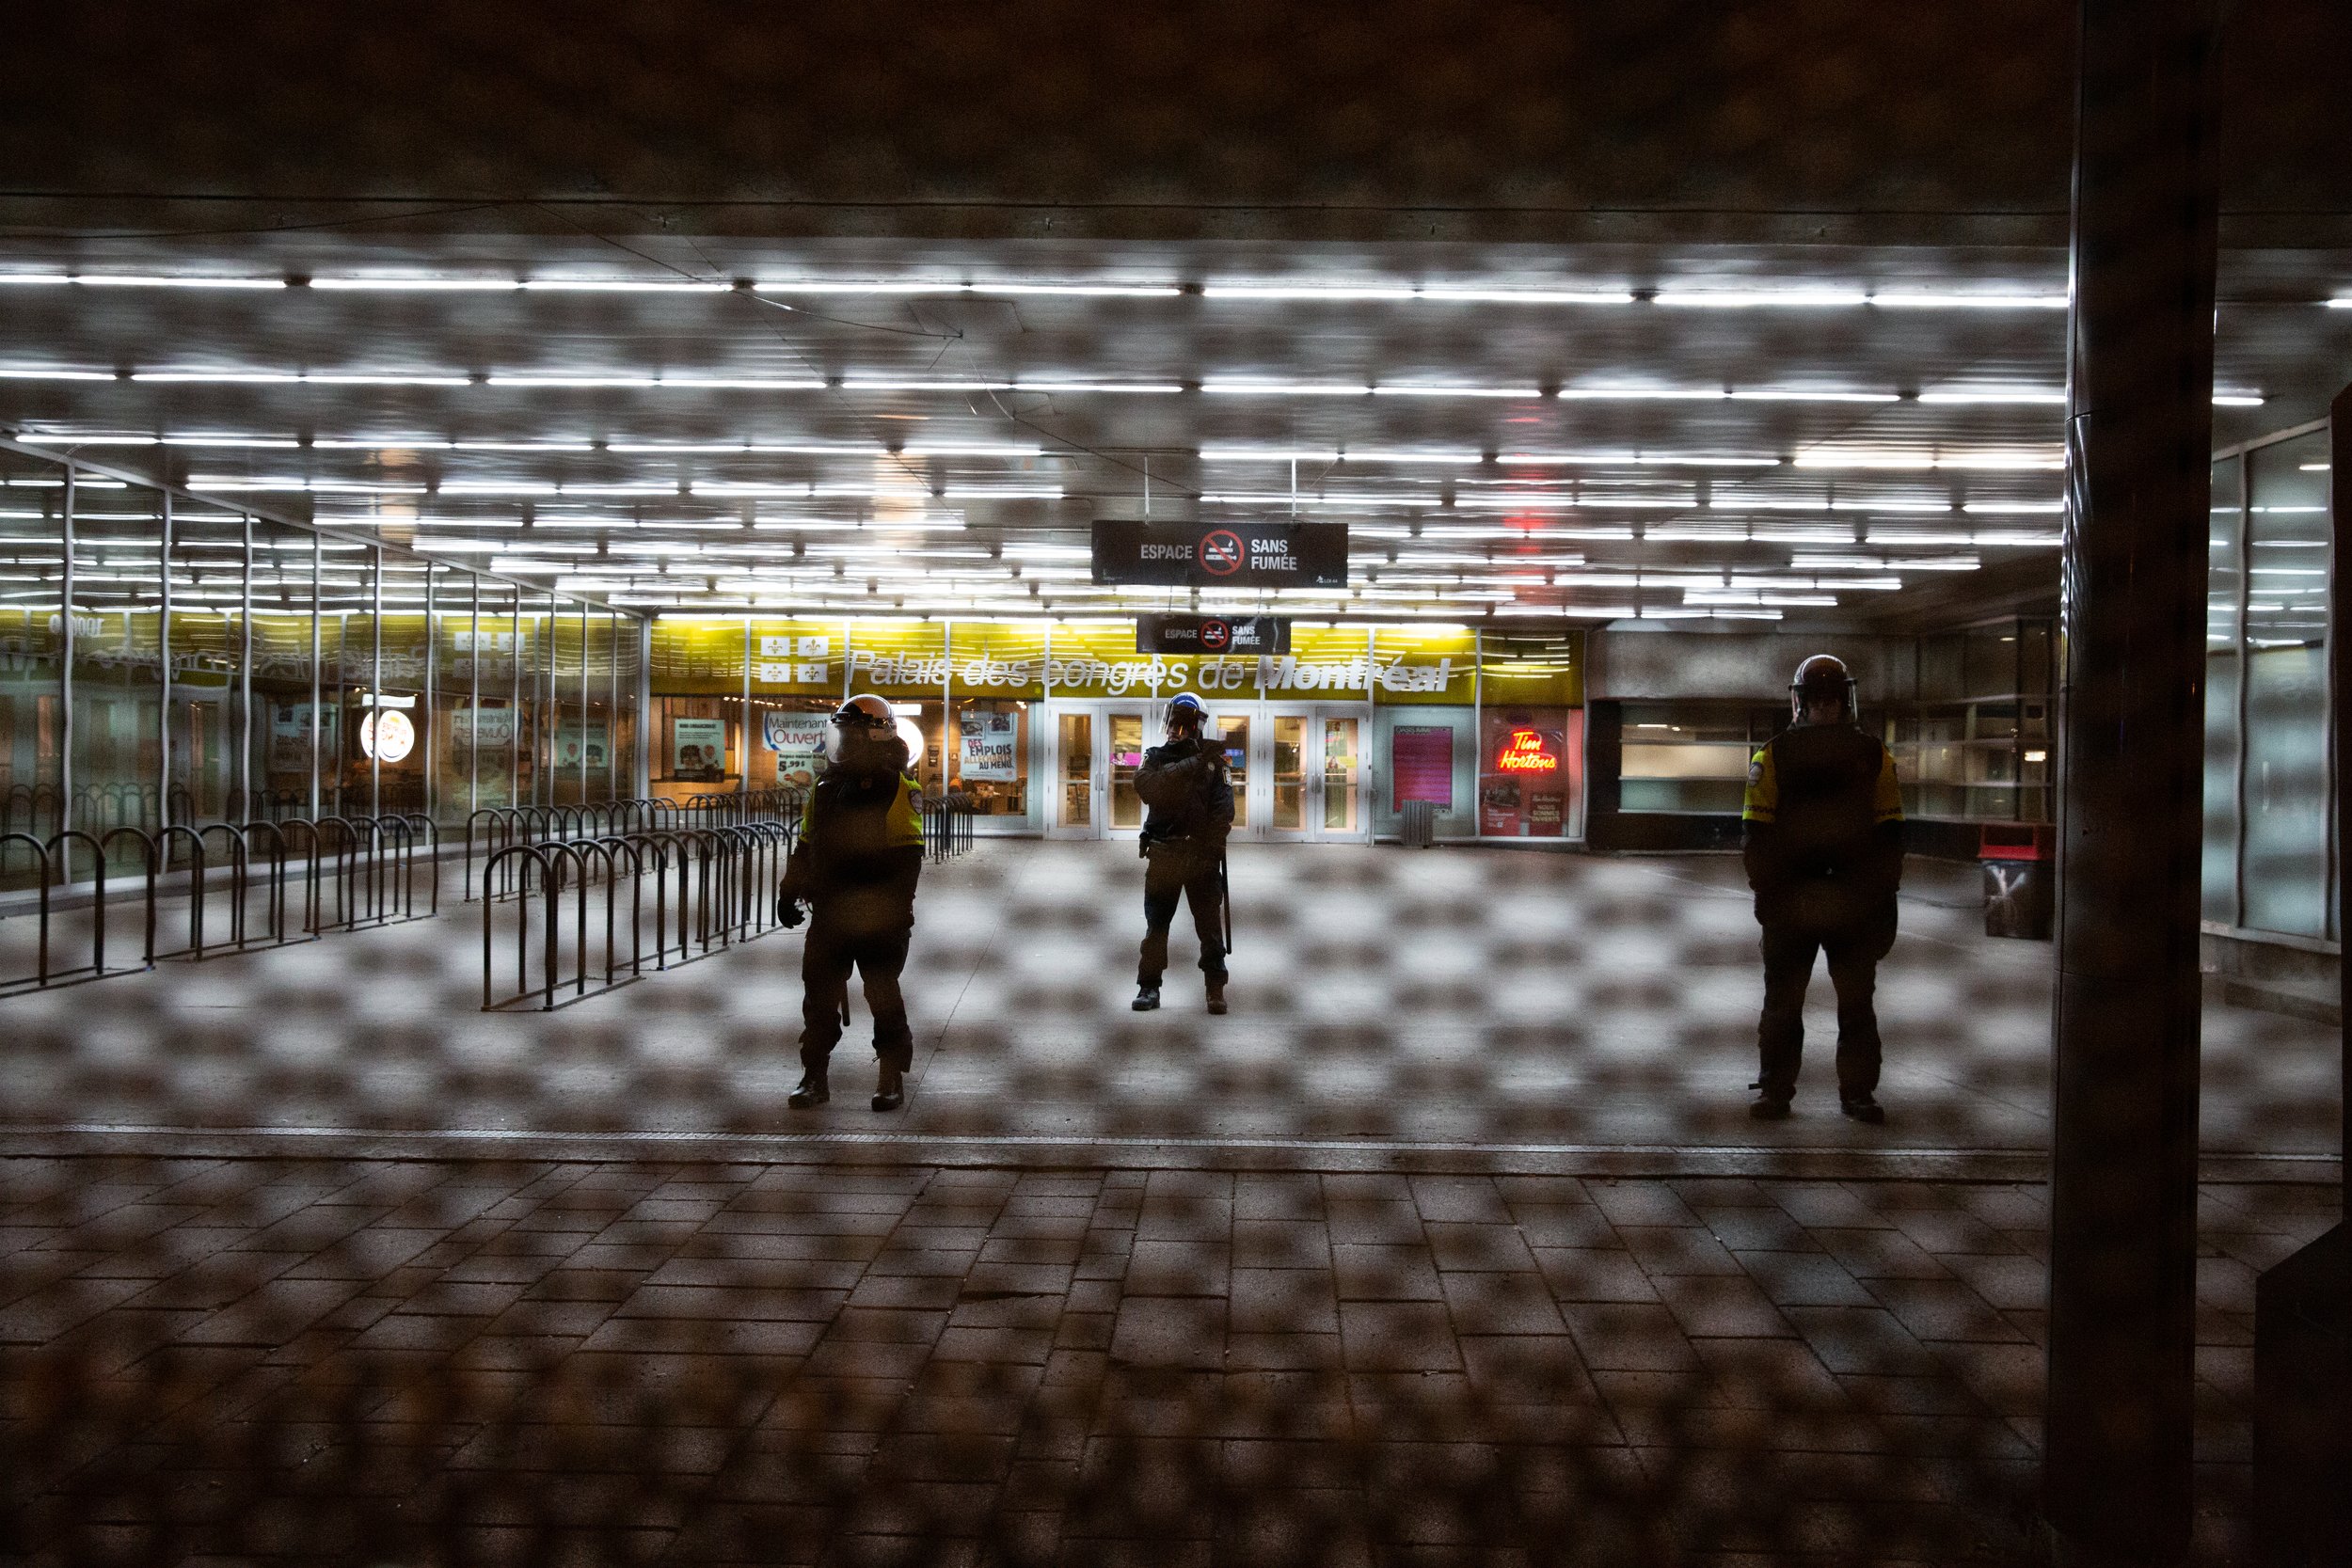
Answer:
1400, 799, 1438, 848
1980, 823, 2053, 940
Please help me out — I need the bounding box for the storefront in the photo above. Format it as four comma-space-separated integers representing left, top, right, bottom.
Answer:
647, 617, 1584, 845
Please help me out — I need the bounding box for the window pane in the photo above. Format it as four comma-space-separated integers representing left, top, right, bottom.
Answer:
2237, 432, 2330, 938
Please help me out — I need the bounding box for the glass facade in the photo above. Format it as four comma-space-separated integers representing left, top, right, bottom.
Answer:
2204, 421, 2335, 942
0, 444, 644, 889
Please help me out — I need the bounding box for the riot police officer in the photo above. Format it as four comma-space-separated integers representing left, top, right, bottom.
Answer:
777, 693, 926, 1112
1741, 655, 1904, 1123
1132, 691, 1235, 1014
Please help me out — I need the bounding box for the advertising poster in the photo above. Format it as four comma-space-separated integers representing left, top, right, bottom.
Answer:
958, 710, 1019, 782
764, 710, 831, 789
268, 703, 337, 773
672, 717, 728, 782
450, 705, 516, 752
1391, 725, 1454, 810
1478, 778, 1522, 837
555, 721, 610, 772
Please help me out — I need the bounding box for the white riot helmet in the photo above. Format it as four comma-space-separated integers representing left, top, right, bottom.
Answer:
1790, 654, 1858, 725
824, 692, 903, 764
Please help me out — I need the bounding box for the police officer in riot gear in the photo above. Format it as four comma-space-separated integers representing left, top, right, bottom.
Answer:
777, 694, 926, 1112
1741, 655, 1904, 1124
1132, 691, 1235, 1014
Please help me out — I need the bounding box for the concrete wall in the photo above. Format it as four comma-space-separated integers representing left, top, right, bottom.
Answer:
1587, 628, 1920, 707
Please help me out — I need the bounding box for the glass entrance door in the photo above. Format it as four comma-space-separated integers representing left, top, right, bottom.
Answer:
1105, 708, 1150, 832
1208, 708, 1251, 838
1262, 705, 1371, 842
1050, 709, 1093, 836
1048, 704, 1154, 838
1319, 713, 1363, 835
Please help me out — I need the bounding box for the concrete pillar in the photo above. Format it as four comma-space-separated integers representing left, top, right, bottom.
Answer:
2042, 1, 2223, 1562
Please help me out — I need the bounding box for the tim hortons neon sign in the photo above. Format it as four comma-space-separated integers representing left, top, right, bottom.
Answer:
1495, 728, 1560, 773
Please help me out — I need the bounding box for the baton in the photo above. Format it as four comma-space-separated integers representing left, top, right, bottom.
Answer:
1219, 851, 1233, 956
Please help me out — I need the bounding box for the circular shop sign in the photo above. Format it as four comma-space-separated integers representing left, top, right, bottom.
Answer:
1199, 618, 1232, 652
359, 708, 416, 764
1198, 529, 1246, 577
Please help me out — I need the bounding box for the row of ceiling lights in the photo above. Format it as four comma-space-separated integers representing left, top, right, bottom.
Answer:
11, 267, 2348, 311
0, 271, 2090, 306
0, 365, 2268, 405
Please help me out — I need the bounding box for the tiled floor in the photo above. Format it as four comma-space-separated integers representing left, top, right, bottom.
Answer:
2, 841, 2340, 1563
1, 1154, 2335, 1564
0, 841, 2338, 1164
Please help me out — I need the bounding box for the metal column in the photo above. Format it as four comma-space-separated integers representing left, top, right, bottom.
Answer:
308, 537, 322, 819
2042, 2, 2223, 1561
369, 548, 382, 819
157, 491, 172, 832
237, 515, 252, 817
58, 469, 75, 844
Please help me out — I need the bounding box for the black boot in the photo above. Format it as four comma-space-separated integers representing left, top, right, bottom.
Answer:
1132, 984, 1161, 1011
1748, 1091, 1791, 1120
872, 1062, 904, 1113
1839, 1093, 1886, 1125
788, 1069, 830, 1109
1205, 976, 1228, 1015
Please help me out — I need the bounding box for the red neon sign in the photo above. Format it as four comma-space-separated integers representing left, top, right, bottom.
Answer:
1494, 728, 1559, 773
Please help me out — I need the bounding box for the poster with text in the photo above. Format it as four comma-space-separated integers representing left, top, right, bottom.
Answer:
957, 710, 1020, 782
672, 717, 728, 782
764, 710, 831, 789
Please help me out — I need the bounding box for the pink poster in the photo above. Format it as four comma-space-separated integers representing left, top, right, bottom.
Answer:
1390, 724, 1454, 810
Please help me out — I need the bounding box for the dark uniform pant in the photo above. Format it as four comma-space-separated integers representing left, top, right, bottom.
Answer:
800, 917, 914, 1075
1138, 843, 1225, 986
1756, 911, 1895, 1102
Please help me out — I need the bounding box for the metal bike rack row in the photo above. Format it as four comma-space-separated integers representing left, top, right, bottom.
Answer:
0, 813, 439, 994
463, 791, 802, 902
480, 821, 796, 1011
926, 796, 977, 863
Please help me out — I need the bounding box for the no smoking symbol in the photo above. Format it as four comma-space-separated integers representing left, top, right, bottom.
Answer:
1199, 530, 1246, 577
1199, 618, 1232, 652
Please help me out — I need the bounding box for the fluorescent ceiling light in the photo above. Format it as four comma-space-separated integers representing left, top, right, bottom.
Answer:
1200, 282, 1631, 303
1502, 451, 1783, 467
755, 279, 1181, 298
1370, 385, 1544, 399
21, 274, 284, 290
486, 373, 825, 389
131, 370, 473, 386
1917, 388, 2067, 404
1654, 290, 1869, 308
1202, 381, 1371, 397
2213, 392, 2267, 407
1869, 292, 2070, 309
1795, 451, 2063, 471
1200, 447, 1483, 465
517, 279, 731, 293
0, 368, 119, 381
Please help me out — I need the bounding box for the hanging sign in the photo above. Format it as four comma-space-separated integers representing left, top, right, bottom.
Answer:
1136, 614, 1291, 655
1091, 521, 1347, 588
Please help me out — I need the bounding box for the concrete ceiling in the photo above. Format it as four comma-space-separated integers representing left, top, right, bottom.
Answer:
4, 5, 2349, 630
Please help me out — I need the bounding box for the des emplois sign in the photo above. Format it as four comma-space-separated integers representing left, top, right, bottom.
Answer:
1135, 614, 1291, 655
1091, 521, 1346, 589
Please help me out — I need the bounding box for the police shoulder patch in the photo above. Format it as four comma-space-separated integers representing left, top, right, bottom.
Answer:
1747, 759, 1763, 785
